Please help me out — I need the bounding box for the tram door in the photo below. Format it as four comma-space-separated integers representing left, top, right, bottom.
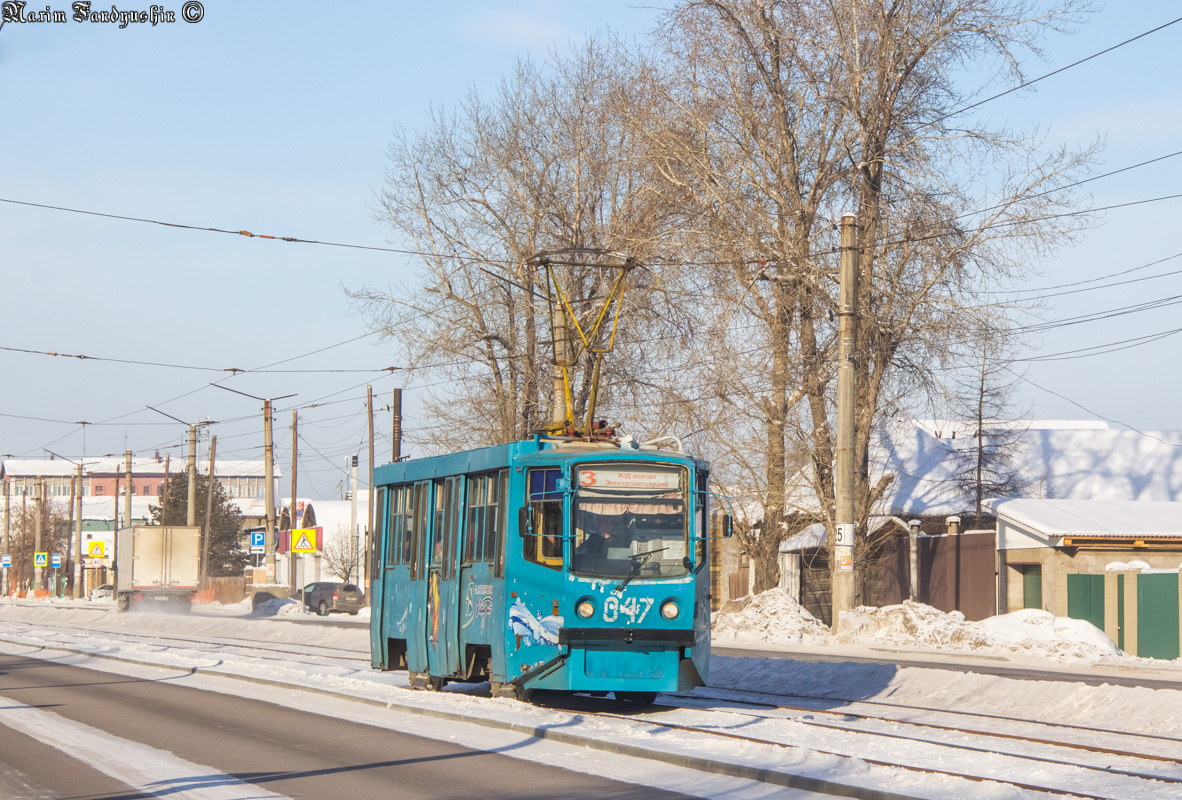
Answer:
426, 475, 464, 676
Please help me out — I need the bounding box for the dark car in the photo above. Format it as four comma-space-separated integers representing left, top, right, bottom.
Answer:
302, 581, 364, 616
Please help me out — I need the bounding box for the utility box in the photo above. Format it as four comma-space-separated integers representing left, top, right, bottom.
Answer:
115, 526, 201, 612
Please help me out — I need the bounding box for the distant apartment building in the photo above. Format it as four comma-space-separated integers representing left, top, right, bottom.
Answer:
0, 455, 279, 500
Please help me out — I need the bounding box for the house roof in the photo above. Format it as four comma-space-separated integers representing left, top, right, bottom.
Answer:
875, 423, 1182, 516
1, 457, 278, 479
987, 498, 1182, 538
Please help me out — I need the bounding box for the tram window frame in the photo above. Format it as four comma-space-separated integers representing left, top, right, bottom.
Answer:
525, 468, 564, 569
373, 488, 387, 577
695, 470, 708, 572
464, 475, 485, 563
446, 475, 462, 579
385, 485, 404, 568
411, 481, 430, 580
432, 479, 448, 571
489, 470, 508, 576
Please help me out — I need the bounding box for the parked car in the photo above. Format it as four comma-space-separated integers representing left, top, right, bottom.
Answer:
302, 581, 363, 616
90, 583, 114, 601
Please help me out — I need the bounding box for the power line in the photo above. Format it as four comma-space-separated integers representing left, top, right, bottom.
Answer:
930, 15, 1182, 127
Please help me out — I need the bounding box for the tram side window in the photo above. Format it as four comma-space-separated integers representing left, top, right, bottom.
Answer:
411, 482, 429, 579
373, 488, 387, 577
464, 476, 485, 563
386, 486, 404, 567
525, 468, 563, 569
695, 470, 708, 570
487, 470, 508, 576
446, 475, 462, 579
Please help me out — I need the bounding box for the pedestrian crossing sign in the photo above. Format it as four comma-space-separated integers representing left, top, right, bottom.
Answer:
88, 542, 106, 558
34, 552, 48, 567
292, 528, 317, 553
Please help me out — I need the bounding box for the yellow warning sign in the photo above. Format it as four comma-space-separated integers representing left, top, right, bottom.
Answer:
34, 552, 48, 567
88, 541, 106, 558
292, 528, 317, 553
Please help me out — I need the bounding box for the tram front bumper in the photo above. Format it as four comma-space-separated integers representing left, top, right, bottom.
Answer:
544, 628, 702, 692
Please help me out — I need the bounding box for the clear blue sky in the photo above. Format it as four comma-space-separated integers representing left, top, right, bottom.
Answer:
1, 1, 1180, 498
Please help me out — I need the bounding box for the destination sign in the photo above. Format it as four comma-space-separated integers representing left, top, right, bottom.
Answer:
577, 468, 680, 491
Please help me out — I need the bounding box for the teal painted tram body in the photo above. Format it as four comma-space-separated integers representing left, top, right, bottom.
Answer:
368, 437, 720, 699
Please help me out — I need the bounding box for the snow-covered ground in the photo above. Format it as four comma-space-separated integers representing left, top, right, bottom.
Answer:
1, 592, 1181, 799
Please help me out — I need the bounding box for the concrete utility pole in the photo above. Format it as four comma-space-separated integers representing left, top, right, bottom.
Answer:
187, 425, 197, 527
209, 385, 294, 586
264, 399, 276, 582
831, 213, 859, 629
289, 412, 298, 595
391, 388, 402, 461
67, 473, 75, 597
4, 482, 10, 596
201, 436, 217, 588
122, 450, 132, 586
72, 463, 83, 599
366, 385, 374, 598
160, 454, 171, 523
34, 478, 43, 590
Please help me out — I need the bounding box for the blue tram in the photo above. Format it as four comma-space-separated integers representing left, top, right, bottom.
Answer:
368, 435, 729, 701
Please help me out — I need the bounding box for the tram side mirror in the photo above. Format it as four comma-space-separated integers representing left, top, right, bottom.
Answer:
723, 513, 734, 538
518, 507, 531, 537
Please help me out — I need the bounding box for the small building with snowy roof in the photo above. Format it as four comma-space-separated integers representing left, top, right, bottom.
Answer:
986, 497, 1182, 659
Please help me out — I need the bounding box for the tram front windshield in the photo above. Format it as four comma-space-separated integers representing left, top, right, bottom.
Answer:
571, 464, 689, 580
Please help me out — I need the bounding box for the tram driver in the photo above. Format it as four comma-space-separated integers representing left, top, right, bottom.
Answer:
576, 514, 622, 558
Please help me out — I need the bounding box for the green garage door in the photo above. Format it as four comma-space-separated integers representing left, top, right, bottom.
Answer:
1137, 574, 1180, 661
1066, 574, 1105, 632
1022, 565, 1042, 610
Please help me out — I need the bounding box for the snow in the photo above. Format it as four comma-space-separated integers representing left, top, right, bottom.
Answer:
715, 590, 1175, 665
2, 592, 1182, 799
989, 498, 1182, 538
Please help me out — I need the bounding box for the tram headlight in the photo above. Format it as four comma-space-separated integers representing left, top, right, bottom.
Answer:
660, 599, 680, 620
576, 598, 596, 619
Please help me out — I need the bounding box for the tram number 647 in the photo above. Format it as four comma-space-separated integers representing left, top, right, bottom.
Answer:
602, 596, 653, 624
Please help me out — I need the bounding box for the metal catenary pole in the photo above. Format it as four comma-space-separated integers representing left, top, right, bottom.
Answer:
264, 399, 277, 582
289, 412, 298, 596
366, 385, 374, 601
831, 213, 859, 628
391, 387, 402, 461
201, 436, 217, 589
34, 478, 43, 591
72, 463, 82, 599
67, 472, 75, 597
186, 425, 197, 527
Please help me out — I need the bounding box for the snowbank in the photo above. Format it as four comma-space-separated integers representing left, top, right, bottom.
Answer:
714, 589, 1130, 663
712, 590, 831, 646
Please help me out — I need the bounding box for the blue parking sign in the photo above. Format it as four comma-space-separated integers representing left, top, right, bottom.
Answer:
51, 554, 63, 568
250, 529, 266, 553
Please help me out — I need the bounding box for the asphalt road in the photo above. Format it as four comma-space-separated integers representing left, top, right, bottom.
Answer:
0, 653, 695, 800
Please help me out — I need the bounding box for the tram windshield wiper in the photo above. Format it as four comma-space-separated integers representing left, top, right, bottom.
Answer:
614, 547, 667, 593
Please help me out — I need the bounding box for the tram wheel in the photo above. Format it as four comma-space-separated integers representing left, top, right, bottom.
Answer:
617, 691, 658, 705
426, 676, 446, 692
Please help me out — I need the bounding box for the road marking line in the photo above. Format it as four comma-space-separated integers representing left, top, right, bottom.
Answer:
0, 696, 289, 800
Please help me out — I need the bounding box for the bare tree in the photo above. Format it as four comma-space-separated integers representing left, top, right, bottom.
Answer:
646, 0, 1097, 594
350, 38, 691, 452
948, 328, 1030, 526
322, 529, 359, 583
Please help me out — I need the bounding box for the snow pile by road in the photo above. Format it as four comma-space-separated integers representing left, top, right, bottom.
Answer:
712, 590, 831, 645
837, 602, 1124, 661
715, 590, 1127, 662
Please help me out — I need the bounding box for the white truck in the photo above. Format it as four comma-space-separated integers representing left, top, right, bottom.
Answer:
115, 526, 201, 612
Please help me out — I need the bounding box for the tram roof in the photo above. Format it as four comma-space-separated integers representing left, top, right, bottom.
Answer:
375, 438, 705, 485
